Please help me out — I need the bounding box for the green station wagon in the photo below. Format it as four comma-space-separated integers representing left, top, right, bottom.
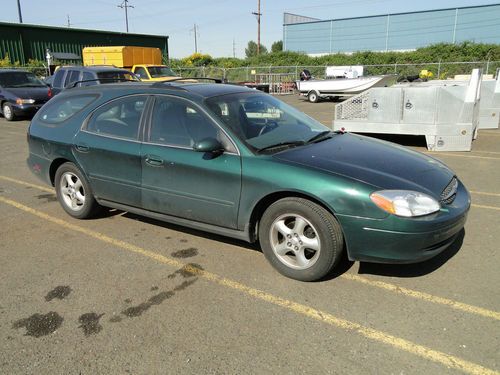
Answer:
27, 81, 470, 281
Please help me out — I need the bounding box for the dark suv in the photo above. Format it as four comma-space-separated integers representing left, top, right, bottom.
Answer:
48, 66, 138, 95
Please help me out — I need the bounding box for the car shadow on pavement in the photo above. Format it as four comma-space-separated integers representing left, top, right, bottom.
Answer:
357, 229, 465, 278
121, 212, 262, 253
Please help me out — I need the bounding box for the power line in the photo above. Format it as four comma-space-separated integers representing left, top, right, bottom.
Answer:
117, 0, 134, 32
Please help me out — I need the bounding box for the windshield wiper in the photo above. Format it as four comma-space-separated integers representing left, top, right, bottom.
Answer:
257, 140, 306, 153
306, 130, 333, 144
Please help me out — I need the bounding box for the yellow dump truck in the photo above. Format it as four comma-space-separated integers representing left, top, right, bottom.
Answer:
82, 46, 180, 82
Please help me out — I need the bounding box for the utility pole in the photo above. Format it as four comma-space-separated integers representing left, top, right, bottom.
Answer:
252, 0, 262, 55
17, 0, 23, 23
117, 0, 134, 33
233, 38, 236, 58
66, 14, 71, 28
191, 24, 198, 53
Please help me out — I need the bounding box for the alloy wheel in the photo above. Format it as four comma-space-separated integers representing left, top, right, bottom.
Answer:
269, 213, 321, 270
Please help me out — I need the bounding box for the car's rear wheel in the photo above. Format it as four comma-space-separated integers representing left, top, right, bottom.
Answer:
259, 197, 344, 281
2, 103, 15, 121
55, 162, 99, 219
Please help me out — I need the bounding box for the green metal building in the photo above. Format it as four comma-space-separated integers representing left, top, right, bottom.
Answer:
0, 22, 169, 65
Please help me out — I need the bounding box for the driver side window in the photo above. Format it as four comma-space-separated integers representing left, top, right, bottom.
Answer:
149, 96, 237, 153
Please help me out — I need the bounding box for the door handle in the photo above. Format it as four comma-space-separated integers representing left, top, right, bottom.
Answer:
145, 155, 164, 166
75, 143, 90, 152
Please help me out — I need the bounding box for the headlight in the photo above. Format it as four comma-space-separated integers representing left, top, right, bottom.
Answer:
370, 190, 440, 217
16, 98, 35, 105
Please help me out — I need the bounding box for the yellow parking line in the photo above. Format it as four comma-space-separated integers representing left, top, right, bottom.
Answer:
471, 204, 500, 211
0, 175, 53, 193
424, 152, 500, 160
470, 191, 500, 197
1, 174, 500, 316
341, 274, 500, 321
0, 195, 497, 375
472, 150, 500, 155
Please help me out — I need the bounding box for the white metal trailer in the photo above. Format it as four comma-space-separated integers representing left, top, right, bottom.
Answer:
333, 69, 482, 152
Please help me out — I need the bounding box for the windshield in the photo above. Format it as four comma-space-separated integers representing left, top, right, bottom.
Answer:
205, 92, 329, 152
0, 72, 46, 88
96, 71, 139, 83
148, 66, 177, 78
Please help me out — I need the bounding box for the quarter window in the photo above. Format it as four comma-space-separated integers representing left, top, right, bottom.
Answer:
38, 95, 98, 125
52, 70, 65, 88
81, 72, 97, 86
149, 96, 236, 152
86, 96, 146, 140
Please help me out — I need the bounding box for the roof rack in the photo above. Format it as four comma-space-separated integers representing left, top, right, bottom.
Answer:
151, 77, 225, 87
67, 78, 140, 88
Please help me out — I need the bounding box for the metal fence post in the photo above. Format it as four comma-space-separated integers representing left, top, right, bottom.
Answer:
486, 57, 490, 75
437, 59, 441, 79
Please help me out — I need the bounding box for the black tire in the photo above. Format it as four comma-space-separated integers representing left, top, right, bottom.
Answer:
259, 197, 344, 281
54, 162, 100, 219
2, 102, 15, 121
307, 91, 319, 103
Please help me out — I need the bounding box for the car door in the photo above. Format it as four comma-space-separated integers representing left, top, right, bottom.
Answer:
73, 94, 149, 207
141, 95, 242, 229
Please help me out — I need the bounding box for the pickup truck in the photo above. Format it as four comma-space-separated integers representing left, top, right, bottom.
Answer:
130, 64, 182, 82
82, 46, 180, 82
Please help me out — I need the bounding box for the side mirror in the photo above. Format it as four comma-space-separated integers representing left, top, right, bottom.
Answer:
193, 137, 224, 154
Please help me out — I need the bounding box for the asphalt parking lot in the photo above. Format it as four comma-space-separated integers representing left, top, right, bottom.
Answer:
1, 95, 499, 374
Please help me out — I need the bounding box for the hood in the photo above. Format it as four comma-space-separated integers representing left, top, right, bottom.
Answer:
4, 87, 51, 102
274, 133, 454, 197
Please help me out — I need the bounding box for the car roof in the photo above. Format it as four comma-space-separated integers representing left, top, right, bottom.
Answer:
59, 66, 131, 73
0, 69, 31, 74
67, 81, 256, 99
174, 82, 254, 97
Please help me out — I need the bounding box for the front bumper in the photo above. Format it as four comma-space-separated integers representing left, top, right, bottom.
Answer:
337, 181, 470, 263
12, 102, 46, 117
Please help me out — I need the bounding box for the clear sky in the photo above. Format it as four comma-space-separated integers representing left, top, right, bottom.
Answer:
1, 0, 499, 58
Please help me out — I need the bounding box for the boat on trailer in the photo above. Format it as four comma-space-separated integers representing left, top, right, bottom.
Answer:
296, 67, 395, 103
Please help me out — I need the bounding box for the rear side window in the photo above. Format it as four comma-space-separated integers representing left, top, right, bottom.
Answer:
81, 72, 97, 86
85, 96, 146, 140
64, 70, 80, 88
52, 70, 66, 88
38, 95, 98, 125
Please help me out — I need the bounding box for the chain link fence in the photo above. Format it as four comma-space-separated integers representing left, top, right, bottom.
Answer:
175, 61, 500, 82
4, 61, 498, 89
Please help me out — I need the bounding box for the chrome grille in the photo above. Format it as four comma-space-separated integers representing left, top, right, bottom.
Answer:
440, 177, 458, 205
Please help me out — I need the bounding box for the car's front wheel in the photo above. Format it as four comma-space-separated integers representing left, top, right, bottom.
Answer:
55, 162, 99, 219
259, 197, 344, 281
2, 102, 15, 121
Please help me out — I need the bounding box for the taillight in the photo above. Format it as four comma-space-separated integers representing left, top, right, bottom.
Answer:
48, 88, 53, 98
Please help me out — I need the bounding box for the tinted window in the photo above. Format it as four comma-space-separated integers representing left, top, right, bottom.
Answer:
134, 67, 148, 80
148, 66, 176, 78
64, 70, 80, 88
38, 95, 98, 125
52, 70, 65, 88
86, 96, 146, 140
0, 71, 45, 88
149, 96, 236, 152
96, 71, 136, 83
81, 72, 97, 86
